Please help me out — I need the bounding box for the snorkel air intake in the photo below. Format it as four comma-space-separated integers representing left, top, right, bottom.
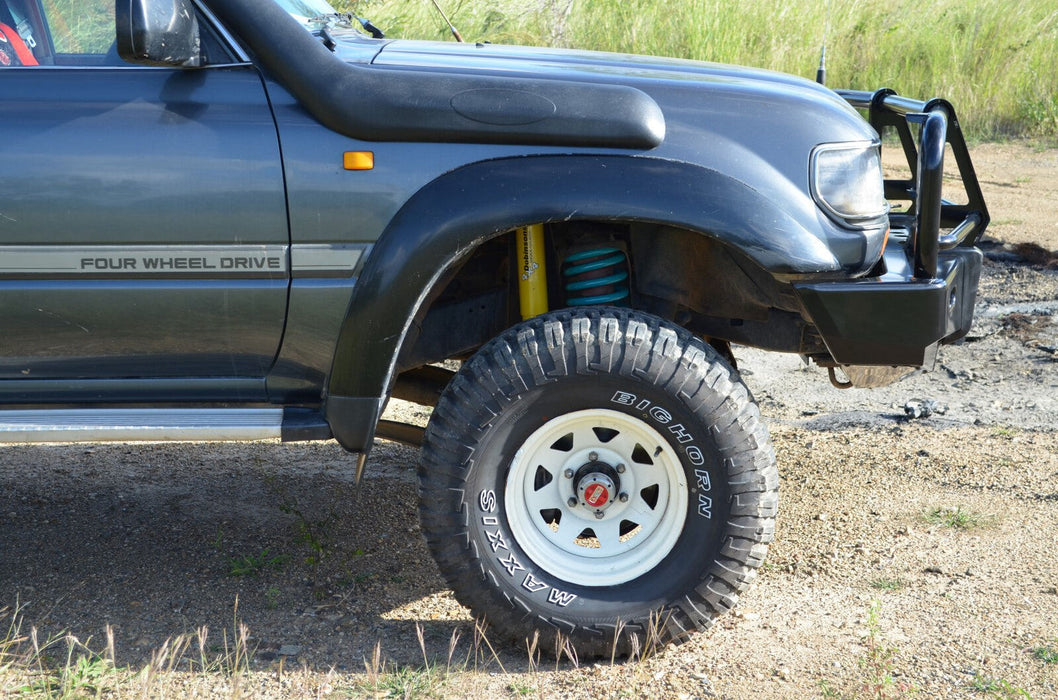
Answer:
208, 0, 665, 148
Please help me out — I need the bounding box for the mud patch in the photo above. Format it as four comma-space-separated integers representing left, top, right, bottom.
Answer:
999, 311, 1053, 343
1011, 242, 1058, 269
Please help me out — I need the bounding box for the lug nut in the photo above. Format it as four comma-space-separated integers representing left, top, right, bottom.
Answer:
567, 497, 579, 507
616, 463, 626, 474
589, 451, 599, 461
594, 510, 605, 520
564, 468, 574, 478
619, 492, 630, 503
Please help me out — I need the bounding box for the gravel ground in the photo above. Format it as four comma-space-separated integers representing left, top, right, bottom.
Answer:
1, 142, 1057, 698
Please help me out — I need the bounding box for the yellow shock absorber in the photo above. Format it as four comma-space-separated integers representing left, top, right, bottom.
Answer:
516, 224, 549, 320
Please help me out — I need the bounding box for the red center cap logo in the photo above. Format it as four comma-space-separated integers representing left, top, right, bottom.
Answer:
584, 483, 609, 508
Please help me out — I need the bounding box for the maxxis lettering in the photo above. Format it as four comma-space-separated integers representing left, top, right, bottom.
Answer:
610, 391, 714, 519
477, 489, 577, 607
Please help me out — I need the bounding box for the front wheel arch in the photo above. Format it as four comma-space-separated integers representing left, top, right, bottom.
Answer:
324, 154, 829, 451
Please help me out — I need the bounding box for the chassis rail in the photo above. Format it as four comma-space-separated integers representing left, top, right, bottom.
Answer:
838, 88, 990, 279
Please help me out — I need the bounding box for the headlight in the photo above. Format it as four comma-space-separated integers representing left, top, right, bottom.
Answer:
810, 141, 888, 227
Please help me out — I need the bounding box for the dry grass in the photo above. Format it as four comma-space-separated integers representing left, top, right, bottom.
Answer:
0, 603, 689, 699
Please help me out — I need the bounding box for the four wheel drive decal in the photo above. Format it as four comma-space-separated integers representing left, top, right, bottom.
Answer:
478, 488, 578, 608
83, 255, 283, 271
0, 245, 286, 276
0, 244, 367, 279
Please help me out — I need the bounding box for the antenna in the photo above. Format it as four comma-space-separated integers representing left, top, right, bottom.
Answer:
429, 0, 465, 42
815, 0, 831, 85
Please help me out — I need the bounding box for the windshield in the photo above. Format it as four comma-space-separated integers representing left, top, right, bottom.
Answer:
274, 0, 341, 27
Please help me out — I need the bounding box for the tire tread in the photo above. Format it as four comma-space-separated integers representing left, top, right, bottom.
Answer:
420, 307, 778, 657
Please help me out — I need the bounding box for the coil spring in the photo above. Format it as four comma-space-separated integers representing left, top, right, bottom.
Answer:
561, 247, 630, 306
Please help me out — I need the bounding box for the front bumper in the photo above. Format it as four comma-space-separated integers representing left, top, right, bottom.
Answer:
795, 244, 982, 369
794, 88, 989, 385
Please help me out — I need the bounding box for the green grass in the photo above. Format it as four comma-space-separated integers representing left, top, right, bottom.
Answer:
13, 634, 123, 698
819, 600, 919, 699
227, 548, 288, 577
968, 672, 1032, 698
1033, 644, 1058, 664
2, 601, 257, 698
1, 605, 127, 698
923, 506, 988, 530
507, 679, 536, 696
362, 663, 445, 698
861, 601, 912, 698
870, 578, 905, 592
341, 0, 1058, 140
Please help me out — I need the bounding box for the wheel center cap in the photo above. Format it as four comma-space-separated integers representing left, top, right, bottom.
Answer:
578, 473, 616, 511
583, 482, 610, 508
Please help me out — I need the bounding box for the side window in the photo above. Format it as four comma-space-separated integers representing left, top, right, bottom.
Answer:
0, 0, 47, 65
40, 0, 112, 56
1, 0, 236, 67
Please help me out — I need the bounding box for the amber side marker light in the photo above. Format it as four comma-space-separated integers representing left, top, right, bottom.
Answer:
343, 151, 374, 170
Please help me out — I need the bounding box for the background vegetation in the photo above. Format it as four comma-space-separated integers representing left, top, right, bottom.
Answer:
339, 0, 1058, 140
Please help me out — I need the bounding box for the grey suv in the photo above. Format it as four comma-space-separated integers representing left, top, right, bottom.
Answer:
0, 0, 988, 654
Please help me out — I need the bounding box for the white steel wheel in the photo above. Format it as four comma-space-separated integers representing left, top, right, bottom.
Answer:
419, 307, 779, 657
505, 408, 687, 586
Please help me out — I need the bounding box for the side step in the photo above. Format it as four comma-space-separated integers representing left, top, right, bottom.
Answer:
0, 408, 332, 444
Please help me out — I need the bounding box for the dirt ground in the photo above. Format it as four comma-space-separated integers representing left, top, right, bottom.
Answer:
1, 141, 1057, 698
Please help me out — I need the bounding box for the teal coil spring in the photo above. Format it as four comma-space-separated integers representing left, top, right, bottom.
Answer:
561, 247, 630, 306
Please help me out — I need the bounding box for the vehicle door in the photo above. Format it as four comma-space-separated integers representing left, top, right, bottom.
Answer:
0, 0, 288, 394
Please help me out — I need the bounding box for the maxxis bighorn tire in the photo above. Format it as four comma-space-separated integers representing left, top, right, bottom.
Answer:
419, 307, 777, 656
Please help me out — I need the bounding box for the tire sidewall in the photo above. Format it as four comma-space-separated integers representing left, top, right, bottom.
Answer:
462, 368, 732, 624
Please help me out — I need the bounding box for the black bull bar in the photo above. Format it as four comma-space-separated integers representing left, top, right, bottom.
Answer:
838, 88, 990, 277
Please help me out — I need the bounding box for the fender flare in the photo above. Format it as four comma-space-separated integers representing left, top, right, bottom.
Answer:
324, 154, 832, 450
